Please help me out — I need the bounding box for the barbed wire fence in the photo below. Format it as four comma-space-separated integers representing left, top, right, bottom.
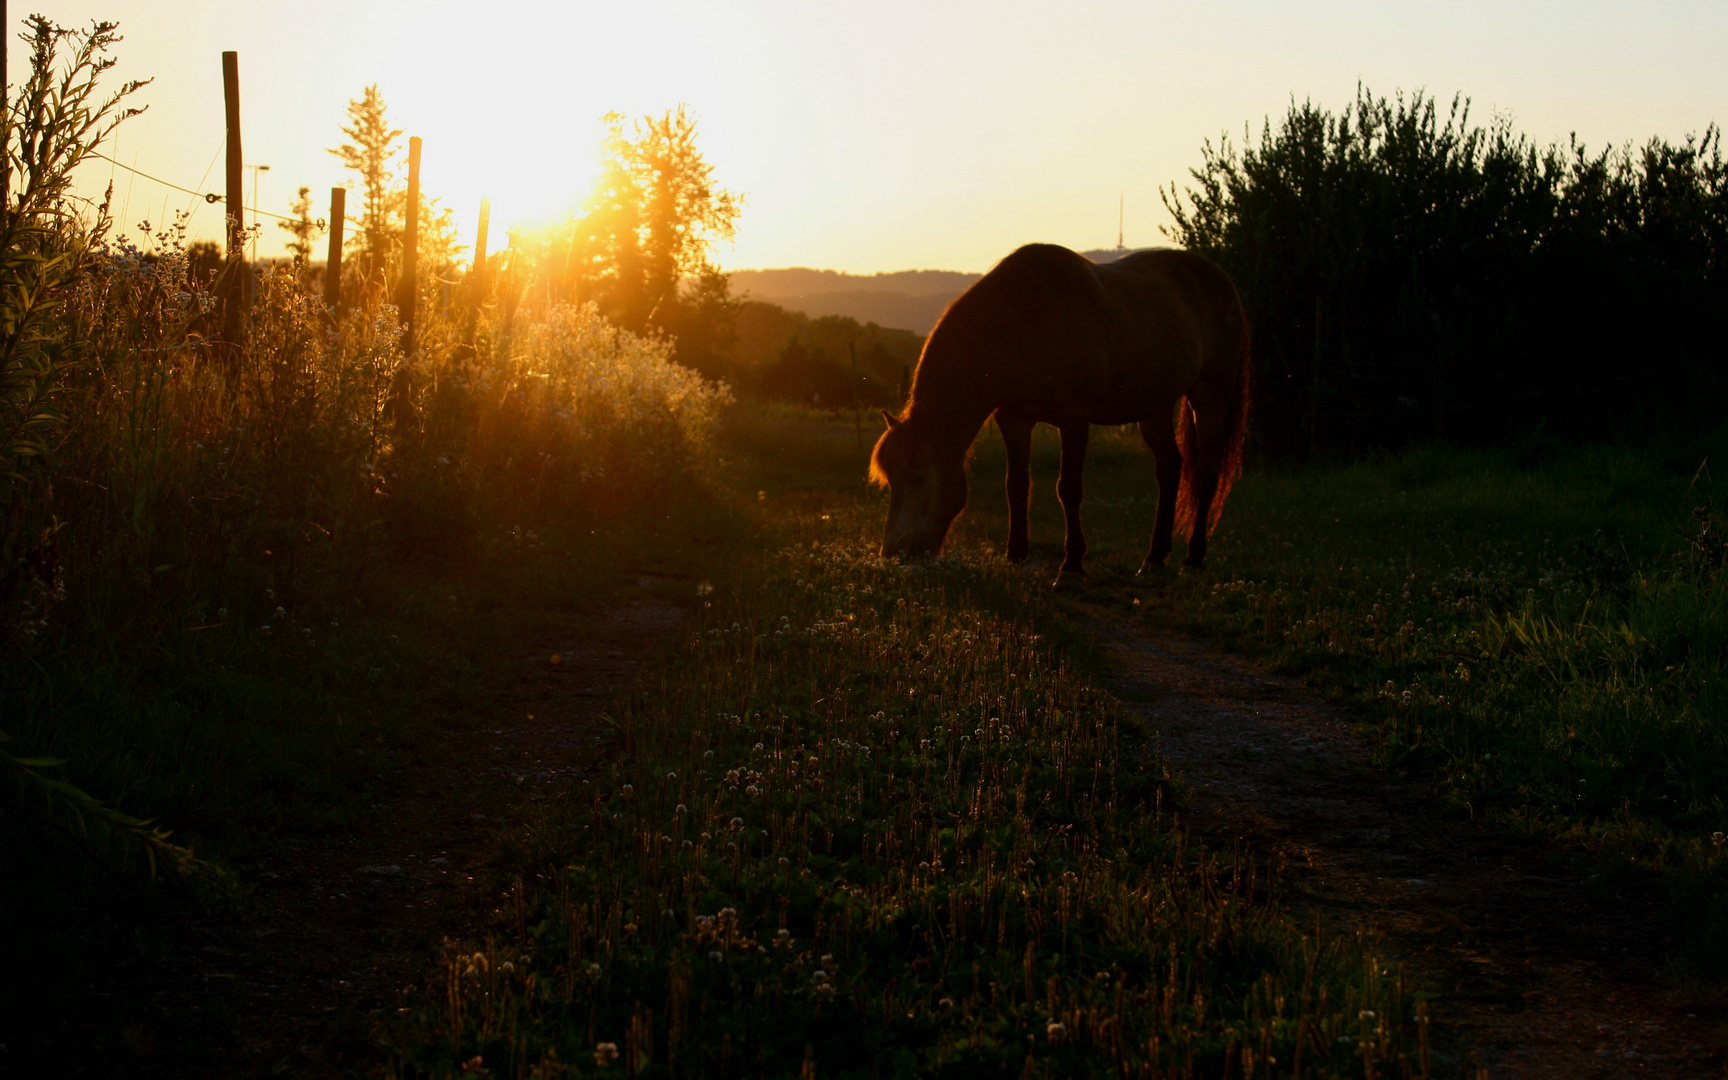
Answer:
90, 149, 363, 233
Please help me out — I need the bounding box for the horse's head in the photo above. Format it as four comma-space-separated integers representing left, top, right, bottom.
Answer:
869, 411, 969, 558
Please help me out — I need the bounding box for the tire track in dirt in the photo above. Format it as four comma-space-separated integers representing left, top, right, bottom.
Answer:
149, 585, 684, 1079
1069, 598, 1727, 1079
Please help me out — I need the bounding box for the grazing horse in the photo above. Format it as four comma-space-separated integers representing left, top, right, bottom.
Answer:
869, 243, 1251, 587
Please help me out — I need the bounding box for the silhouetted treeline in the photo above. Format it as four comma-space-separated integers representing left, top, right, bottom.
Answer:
1165, 88, 1728, 457
725, 300, 922, 410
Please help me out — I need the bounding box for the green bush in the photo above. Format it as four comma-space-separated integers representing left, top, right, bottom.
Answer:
1164, 88, 1728, 456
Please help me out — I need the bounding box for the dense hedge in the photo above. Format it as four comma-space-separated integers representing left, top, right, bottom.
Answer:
1164, 88, 1728, 457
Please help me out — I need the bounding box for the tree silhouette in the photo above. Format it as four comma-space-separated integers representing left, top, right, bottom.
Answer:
279, 185, 315, 266
539, 106, 742, 375
327, 85, 403, 283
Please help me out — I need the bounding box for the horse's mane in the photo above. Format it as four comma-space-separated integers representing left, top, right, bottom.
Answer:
867, 431, 892, 487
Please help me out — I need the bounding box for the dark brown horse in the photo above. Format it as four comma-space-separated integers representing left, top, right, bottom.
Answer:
869, 244, 1251, 587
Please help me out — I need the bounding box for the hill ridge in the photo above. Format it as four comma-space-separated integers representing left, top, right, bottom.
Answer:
729, 248, 1157, 333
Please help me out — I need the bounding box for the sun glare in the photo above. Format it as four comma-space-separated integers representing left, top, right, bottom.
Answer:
364, 0, 730, 262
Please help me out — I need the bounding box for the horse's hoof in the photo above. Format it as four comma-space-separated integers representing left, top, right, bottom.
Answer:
1137, 559, 1168, 576
1052, 569, 1087, 592
1182, 558, 1207, 570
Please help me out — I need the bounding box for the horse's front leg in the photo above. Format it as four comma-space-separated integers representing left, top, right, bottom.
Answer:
1053, 423, 1090, 591
998, 411, 1035, 563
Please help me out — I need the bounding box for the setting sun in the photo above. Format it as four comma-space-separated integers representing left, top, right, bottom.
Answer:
57, 0, 740, 265
361, 0, 732, 258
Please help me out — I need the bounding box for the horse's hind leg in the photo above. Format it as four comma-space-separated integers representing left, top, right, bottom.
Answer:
998, 411, 1035, 563
1139, 407, 1182, 572
1053, 423, 1090, 591
1183, 405, 1227, 569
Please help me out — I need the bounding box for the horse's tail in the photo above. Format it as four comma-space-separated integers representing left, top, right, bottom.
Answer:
1211, 337, 1255, 529
1174, 326, 1254, 537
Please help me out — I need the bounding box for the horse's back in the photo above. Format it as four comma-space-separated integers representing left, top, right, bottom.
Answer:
930, 244, 1118, 416
1092, 249, 1245, 417
967, 244, 1114, 342
1103, 248, 1238, 313
919, 244, 1243, 425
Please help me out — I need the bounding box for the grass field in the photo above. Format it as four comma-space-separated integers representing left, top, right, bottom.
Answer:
382, 409, 1728, 1075
14, 397, 1724, 1075
951, 420, 1728, 970
383, 411, 1426, 1078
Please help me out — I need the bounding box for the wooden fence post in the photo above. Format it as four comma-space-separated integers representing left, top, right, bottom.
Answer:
851, 339, 862, 449
463, 196, 490, 346
398, 135, 421, 357
473, 196, 490, 292
2, 0, 9, 219
325, 186, 345, 319
221, 50, 245, 352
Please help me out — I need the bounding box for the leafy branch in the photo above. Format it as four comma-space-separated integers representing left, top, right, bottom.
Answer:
0, 15, 147, 488
1, 729, 200, 882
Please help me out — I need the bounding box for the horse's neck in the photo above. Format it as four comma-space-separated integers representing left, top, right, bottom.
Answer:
907, 381, 993, 457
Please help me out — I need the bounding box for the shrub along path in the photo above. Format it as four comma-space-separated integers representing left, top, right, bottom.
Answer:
1070, 595, 1725, 1078
148, 580, 687, 1079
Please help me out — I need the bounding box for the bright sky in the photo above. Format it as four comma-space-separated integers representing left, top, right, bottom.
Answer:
37, 0, 1728, 274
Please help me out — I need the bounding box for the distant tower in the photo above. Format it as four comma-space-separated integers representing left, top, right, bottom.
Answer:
1116, 189, 1126, 254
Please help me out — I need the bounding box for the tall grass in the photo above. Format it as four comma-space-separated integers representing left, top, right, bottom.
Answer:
2, 203, 732, 1063
388, 479, 1419, 1078
6, 218, 730, 805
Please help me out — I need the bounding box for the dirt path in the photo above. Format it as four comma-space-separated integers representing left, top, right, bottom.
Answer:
156, 585, 685, 1079
1069, 598, 1728, 1079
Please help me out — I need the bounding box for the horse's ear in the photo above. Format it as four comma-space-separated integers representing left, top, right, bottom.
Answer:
881, 410, 901, 430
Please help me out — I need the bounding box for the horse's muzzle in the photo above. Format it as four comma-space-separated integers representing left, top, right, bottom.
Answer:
881, 531, 941, 560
